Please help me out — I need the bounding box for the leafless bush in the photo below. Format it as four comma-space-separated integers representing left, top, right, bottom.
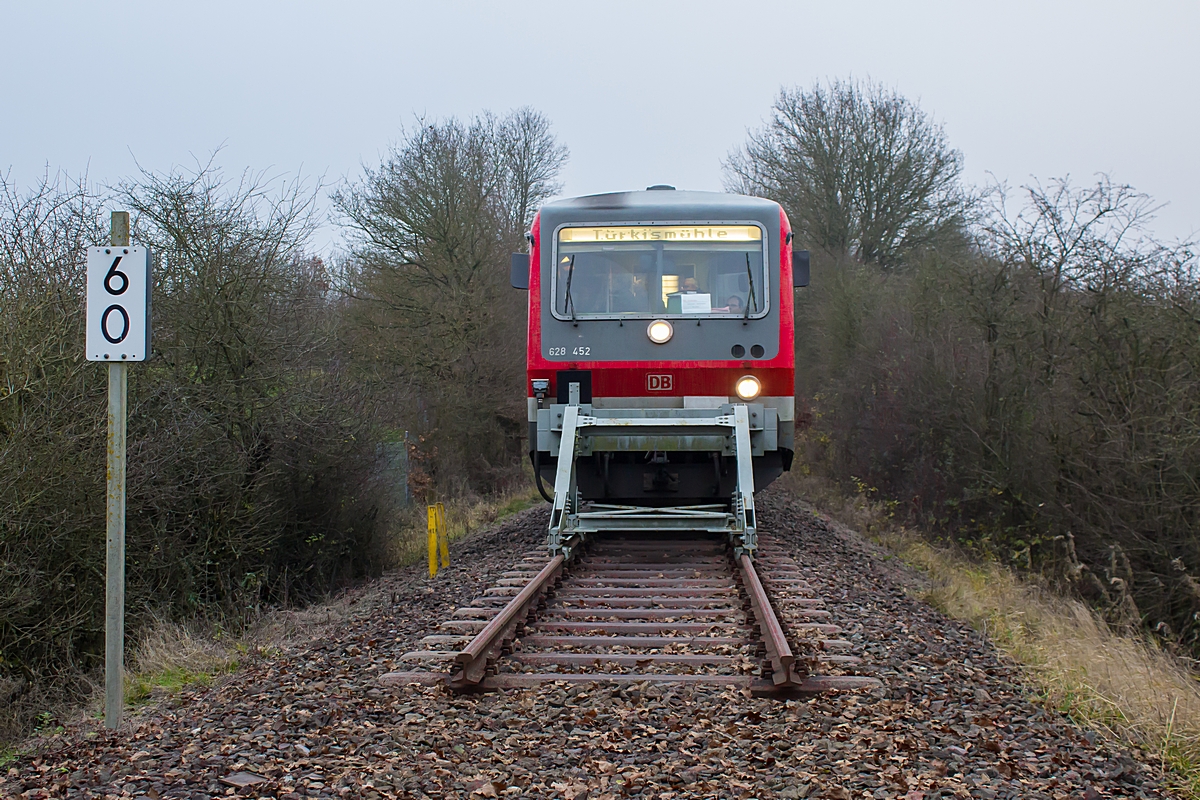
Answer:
793, 175, 1200, 648
0, 173, 106, 682
119, 163, 395, 610
0, 164, 395, 740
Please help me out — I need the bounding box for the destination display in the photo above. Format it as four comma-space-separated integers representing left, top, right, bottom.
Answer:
558, 225, 762, 243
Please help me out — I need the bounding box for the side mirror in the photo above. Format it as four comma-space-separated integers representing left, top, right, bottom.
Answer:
792, 248, 810, 288
510, 253, 530, 290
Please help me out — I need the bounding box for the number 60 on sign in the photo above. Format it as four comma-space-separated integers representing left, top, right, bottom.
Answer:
86, 246, 150, 361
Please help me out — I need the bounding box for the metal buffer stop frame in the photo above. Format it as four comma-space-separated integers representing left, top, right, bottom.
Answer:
544, 381, 763, 560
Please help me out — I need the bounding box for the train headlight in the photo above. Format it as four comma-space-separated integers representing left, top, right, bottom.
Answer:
735, 375, 762, 401
646, 319, 674, 344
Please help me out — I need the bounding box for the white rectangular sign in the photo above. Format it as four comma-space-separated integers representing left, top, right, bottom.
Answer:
86, 245, 151, 362
679, 292, 712, 314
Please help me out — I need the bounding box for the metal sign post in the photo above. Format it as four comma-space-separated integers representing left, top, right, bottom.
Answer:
105, 348, 126, 729
86, 211, 150, 729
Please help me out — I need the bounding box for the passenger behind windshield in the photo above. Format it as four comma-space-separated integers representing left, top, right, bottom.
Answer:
610, 272, 650, 313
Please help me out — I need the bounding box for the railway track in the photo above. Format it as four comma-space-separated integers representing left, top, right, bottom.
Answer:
381, 532, 880, 697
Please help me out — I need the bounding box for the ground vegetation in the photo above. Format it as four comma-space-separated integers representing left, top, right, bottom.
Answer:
730, 80, 1200, 655
0, 166, 395, 742
0, 495, 1174, 799
0, 104, 566, 744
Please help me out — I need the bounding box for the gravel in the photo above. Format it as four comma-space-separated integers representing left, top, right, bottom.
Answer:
1, 490, 1174, 799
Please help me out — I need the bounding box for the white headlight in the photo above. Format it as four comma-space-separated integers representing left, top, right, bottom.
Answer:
646, 319, 674, 344
735, 375, 762, 401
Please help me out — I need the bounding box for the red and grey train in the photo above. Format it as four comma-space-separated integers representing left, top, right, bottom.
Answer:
511, 187, 808, 555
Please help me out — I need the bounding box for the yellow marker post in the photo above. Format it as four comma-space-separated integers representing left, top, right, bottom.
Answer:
437, 502, 449, 569
427, 505, 438, 578
428, 503, 451, 577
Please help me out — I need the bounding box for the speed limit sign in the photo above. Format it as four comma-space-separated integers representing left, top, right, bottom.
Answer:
86, 245, 150, 361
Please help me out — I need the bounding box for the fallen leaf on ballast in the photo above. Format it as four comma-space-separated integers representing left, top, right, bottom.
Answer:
219, 771, 267, 788
0, 497, 1171, 800
552, 782, 590, 799
470, 779, 505, 797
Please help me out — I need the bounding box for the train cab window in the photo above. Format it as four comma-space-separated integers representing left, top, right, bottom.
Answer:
553, 224, 767, 319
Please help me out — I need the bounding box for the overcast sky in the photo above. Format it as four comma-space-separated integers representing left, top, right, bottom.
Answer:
5, 1, 1197, 254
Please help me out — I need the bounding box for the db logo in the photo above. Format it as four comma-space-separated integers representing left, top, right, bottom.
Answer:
647, 374, 674, 391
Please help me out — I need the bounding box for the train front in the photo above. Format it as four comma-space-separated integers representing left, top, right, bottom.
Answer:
519, 188, 802, 558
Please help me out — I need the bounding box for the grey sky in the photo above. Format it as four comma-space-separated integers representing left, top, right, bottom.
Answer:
5, 1, 1197, 254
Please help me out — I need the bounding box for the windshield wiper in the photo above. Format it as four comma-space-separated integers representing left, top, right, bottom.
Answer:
744, 253, 758, 320
563, 255, 578, 322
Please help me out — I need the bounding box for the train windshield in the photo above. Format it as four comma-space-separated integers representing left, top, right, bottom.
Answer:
553, 224, 767, 319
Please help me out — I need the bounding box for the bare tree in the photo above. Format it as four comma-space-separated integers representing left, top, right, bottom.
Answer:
725, 79, 968, 267
334, 117, 512, 388
334, 109, 568, 492
496, 107, 569, 240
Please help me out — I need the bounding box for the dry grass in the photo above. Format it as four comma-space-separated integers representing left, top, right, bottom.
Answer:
1, 618, 241, 754
390, 485, 544, 567
124, 618, 244, 707
121, 487, 547, 708
1, 486, 546, 756
0, 672, 93, 759
785, 472, 1200, 798
131, 487, 546, 703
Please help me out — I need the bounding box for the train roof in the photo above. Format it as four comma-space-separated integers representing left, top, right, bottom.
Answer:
540, 189, 781, 225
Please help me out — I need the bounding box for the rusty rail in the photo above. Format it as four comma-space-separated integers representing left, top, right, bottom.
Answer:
448, 554, 565, 688
376, 533, 883, 696
737, 552, 802, 686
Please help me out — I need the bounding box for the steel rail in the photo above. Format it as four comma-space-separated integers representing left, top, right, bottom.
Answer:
737, 552, 801, 686
385, 532, 886, 697
448, 554, 564, 688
